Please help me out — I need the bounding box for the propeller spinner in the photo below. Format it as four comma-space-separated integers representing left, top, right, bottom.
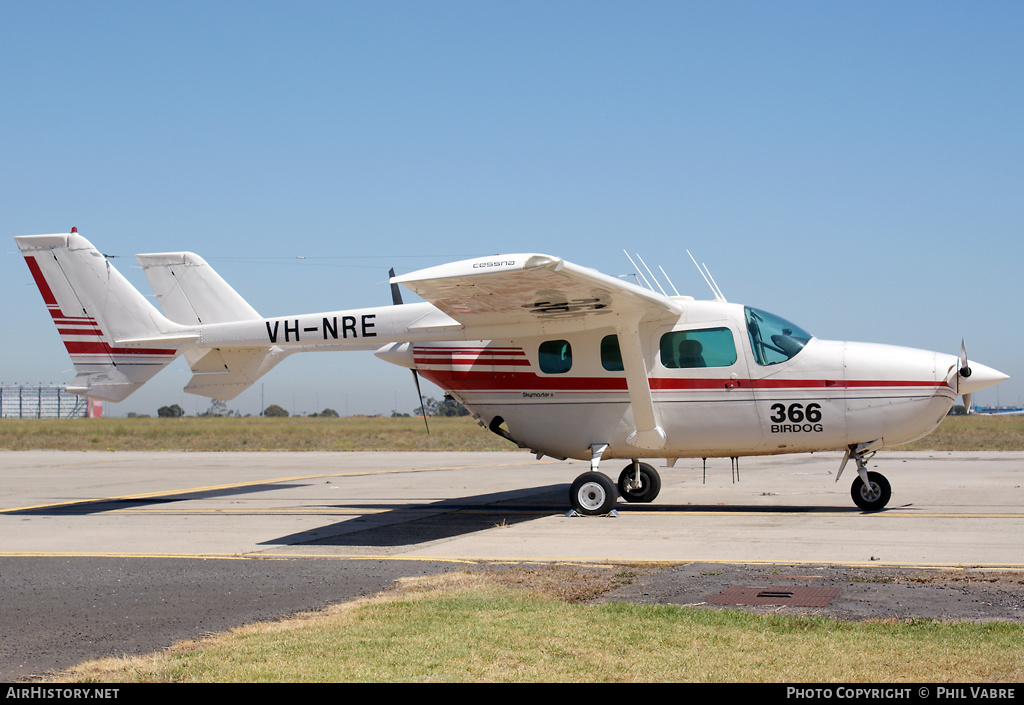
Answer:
948, 340, 1007, 413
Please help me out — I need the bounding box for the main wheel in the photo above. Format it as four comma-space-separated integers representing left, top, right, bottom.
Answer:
617, 462, 662, 503
570, 472, 617, 516
851, 471, 891, 512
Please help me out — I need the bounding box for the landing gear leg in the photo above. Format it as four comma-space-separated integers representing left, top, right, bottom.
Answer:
568, 444, 618, 516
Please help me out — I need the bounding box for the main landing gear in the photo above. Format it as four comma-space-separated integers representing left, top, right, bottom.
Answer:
840, 444, 892, 512
569, 446, 662, 516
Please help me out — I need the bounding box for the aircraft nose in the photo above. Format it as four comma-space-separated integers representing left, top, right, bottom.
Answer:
957, 361, 1009, 395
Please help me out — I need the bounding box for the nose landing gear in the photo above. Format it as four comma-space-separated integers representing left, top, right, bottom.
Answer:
838, 443, 891, 512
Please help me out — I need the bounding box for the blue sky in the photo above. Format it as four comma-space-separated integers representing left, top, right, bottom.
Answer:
3, 1, 1021, 416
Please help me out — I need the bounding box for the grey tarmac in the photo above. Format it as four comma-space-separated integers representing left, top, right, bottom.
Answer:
2, 450, 1022, 680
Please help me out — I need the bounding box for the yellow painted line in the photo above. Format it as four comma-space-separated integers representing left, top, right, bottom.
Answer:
0, 551, 1021, 571
633, 510, 1024, 518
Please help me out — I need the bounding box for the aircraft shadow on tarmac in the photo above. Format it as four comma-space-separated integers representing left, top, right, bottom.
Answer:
262, 485, 877, 549
6, 484, 303, 515
265, 484, 570, 548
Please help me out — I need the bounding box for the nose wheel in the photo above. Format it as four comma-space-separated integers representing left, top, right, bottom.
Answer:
851, 471, 891, 512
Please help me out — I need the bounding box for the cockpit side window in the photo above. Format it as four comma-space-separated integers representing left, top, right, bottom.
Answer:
744, 307, 812, 366
660, 327, 737, 369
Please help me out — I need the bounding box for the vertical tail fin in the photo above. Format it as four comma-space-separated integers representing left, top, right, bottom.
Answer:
136, 251, 261, 325
15, 230, 194, 402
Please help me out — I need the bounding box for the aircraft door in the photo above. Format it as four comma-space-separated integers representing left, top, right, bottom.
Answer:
654, 323, 764, 455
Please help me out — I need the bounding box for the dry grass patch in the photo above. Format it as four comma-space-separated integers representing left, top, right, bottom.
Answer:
4, 413, 1023, 452
0, 416, 512, 452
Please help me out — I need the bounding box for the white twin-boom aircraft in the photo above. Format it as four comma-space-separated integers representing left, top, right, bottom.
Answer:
15, 230, 1008, 516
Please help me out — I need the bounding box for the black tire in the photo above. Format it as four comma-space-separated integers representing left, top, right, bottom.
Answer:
851, 471, 891, 512
617, 462, 662, 503
569, 472, 617, 516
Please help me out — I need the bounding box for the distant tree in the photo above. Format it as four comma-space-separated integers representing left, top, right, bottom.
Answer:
414, 397, 440, 417
263, 404, 289, 417
436, 397, 470, 417
198, 399, 229, 417
415, 396, 469, 418
318, 408, 340, 418
158, 404, 185, 418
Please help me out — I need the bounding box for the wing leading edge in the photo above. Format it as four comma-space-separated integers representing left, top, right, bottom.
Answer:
391, 253, 683, 333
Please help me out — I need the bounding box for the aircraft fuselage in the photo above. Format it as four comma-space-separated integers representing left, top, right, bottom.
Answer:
385, 300, 968, 462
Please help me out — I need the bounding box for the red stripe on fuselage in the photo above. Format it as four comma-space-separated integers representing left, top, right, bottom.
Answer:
417, 369, 947, 393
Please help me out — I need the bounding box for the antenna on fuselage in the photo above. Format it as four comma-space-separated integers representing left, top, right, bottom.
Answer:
686, 250, 727, 302
634, 254, 668, 297
624, 251, 680, 298
623, 251, 654, 291
659, 266, 681, 297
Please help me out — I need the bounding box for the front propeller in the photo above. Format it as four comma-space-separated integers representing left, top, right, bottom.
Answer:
959, 340, 973, 413
946, 340, 1008, 413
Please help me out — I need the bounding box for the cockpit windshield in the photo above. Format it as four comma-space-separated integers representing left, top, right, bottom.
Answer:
744, 307, 813, 366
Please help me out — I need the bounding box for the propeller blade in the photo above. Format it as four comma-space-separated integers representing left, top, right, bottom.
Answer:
959, 339, 972, 380
389, 267, 404, 306
390, 268, 429, 434
957, 341, 974, 413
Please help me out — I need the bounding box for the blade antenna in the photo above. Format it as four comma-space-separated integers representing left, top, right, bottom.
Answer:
635, 254, 668, 297
389, 267, 429, 434
687, 250, 720, 301
659, 266, 681, 296
702, 263, 727, 302
623, 251, 654, 290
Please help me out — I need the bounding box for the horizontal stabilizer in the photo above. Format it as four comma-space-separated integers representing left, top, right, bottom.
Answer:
183, 346, 293, 399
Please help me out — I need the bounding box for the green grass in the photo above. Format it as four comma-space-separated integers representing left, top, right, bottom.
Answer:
2, 414, 1022, 452
52, 569, 1024, 683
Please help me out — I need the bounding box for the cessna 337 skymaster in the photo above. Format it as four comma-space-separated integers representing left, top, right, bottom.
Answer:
16, 229, 1008, 515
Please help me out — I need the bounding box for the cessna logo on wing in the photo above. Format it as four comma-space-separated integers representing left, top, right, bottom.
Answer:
522, 298, 609, 319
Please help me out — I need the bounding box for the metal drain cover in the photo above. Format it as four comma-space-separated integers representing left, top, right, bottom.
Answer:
709, 586, 841, 607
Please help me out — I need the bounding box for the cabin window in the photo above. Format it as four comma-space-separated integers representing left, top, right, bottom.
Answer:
539, 339, 573, 374
660, 328, 737, 369
744, 307, 812, 366
600, 335, 623, 371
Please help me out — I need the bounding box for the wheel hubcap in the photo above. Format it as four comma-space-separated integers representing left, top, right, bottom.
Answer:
578, 482, 607, 511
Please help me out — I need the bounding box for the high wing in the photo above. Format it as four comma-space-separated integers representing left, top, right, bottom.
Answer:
393, 253, 685, 449
392, 253, 683, 334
